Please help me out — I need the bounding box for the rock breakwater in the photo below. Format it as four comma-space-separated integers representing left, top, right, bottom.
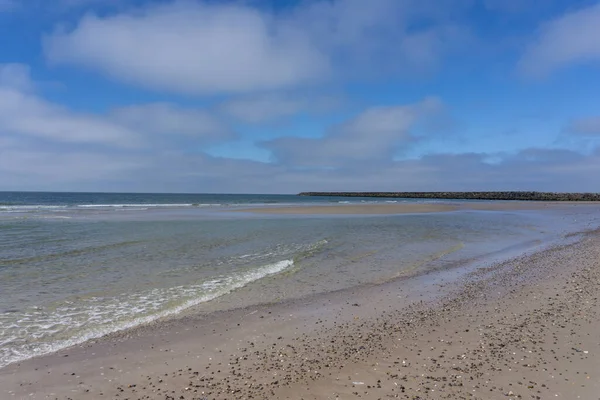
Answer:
298, 191, 600, 201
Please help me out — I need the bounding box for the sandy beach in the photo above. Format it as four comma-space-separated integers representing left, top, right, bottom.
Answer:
233, 201, 599, 215
2, 227, 599, 399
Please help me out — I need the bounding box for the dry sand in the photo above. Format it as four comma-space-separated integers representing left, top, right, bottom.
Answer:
233, 201, 599, 215
2, 231, 600, 399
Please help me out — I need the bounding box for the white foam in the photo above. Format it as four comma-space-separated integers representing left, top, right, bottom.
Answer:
0, 203, 228, 213
0, 259, 294, 369
0, 205, 67, 211
76, 204, 194, 208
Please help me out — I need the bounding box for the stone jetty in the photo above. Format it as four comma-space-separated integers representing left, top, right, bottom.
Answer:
298, 191, 600, 201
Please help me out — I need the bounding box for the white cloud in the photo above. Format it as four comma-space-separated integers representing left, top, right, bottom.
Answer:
44, 2, 329, 94
0, 64, 143, 147
219, 93, 341, 124
0, 64, 35, 92
2, 142, 599, 193
0, 64, 233, 149
0, 67, 597, 192
519, 3, 600, 77
111, 103, 232, 141
0, 149, 143, 189
264, 97, 442, 167
220, 95, 305, 124
1, 0, 135, 15
44, 0, 467, 95
0, 86, 141, 147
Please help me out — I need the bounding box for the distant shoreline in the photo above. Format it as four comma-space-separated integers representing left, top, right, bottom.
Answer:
299, 191, 600, 201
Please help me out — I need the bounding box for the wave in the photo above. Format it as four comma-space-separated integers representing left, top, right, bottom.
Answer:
1, 202, 361, 212
76, 203, 195, 208
0, 259, 294, 369
0, 203, 232, 212
0, 205, 68, 211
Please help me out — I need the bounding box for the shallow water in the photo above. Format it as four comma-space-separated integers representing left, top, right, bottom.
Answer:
1, 192, 599, 368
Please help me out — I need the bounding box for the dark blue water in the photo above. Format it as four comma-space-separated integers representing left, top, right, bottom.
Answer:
0, 192, 376, 208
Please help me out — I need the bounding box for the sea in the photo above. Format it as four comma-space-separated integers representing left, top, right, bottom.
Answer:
1, 191, 599, 369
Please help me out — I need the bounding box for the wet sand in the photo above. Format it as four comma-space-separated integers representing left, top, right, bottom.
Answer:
2, 232, 600, 399
234, 201, 599, 215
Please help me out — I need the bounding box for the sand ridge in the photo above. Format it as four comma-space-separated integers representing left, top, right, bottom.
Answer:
232, 201, 600, 215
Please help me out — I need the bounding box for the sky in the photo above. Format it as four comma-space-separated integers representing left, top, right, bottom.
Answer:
1, 0, 600, 193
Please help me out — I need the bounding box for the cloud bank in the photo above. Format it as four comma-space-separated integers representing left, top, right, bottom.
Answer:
264, 97, 442, 167
2, 64, 598, 193
44, 0, 467, 94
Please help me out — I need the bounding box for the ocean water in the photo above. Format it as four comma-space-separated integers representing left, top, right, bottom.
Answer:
0, 192, 598, 368
0, 191, 406, 211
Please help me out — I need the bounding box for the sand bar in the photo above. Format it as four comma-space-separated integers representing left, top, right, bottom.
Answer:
234, 203, 458, 214
1, 229, 599, 399
233, 201, 600, 215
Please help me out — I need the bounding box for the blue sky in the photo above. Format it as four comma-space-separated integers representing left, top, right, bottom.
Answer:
1, 0, 600, 193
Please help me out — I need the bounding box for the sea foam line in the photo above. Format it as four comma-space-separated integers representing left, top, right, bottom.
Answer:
0, 205, 68, 210
0, 259, 294, 369
76, 203, 194, 208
